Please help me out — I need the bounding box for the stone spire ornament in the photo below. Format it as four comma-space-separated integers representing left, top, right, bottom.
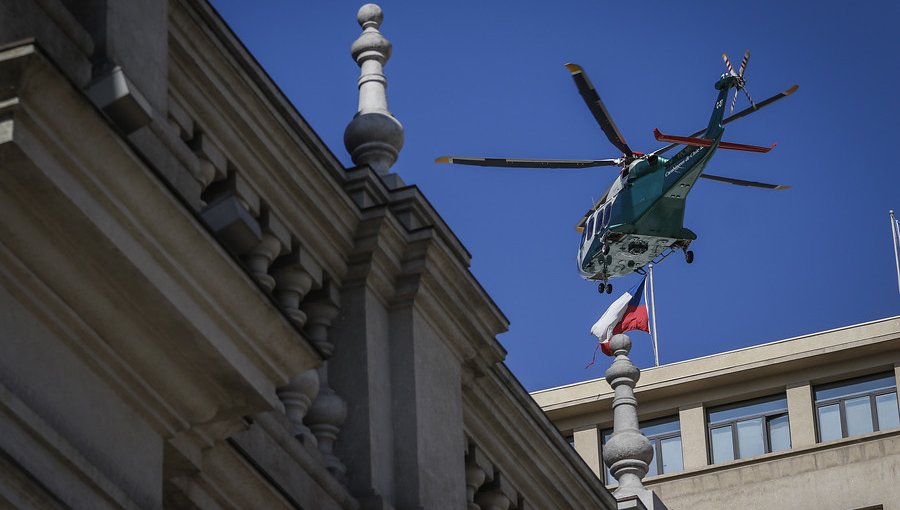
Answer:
602, 334, 668, 510
344, 3, 404, 175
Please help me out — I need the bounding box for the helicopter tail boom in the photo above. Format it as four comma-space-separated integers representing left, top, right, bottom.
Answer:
653, 129, 775, 153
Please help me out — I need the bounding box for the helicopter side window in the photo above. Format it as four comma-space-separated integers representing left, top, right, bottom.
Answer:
586, 216, 595, 240
601, 204, 610, 228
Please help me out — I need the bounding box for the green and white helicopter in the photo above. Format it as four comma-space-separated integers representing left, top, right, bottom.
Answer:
437, 51, 797, 293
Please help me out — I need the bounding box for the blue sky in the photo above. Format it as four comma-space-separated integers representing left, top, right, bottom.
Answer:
211, 1, 900, 391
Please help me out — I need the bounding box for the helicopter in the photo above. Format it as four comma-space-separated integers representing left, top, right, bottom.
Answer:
436, 51, 797, 293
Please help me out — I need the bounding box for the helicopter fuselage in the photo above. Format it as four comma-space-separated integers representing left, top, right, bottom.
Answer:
576, 75, 736, 280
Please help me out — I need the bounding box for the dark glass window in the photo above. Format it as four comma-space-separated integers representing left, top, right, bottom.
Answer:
707, 394, 790, 464
814, 372, 899, 442
601, 416, 683, 484
587, 216, 595, 239
601, 204, 610, 229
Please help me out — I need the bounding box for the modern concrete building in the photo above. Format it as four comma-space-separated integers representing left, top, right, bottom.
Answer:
0, 1, 616, 508
534, 316, 900, 510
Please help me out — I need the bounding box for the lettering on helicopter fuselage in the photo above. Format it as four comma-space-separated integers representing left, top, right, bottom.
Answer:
665, 148, 701, 178
716, 99, 724, 109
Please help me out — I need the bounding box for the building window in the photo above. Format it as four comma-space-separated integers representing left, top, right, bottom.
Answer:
814, 372, 900, 442
707, 394, 791, 464
601, 415, 683, 484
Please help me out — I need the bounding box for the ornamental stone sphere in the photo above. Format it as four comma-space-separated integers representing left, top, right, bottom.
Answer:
603, 428, 653, 473
350, 29, 392, 63
609, 333, 631, 355
351, 4, 392, 64
357, 4, 383, 29
344, 112, 404, 173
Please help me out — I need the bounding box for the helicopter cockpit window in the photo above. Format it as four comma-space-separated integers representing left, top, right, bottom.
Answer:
587, 216, 595, 239
601, 204, 610, 228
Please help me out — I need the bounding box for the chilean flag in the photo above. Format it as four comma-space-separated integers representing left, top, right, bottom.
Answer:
590, 278, 650, 356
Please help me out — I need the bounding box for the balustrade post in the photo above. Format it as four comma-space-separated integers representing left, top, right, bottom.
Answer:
274, 246, 324, 446
242, 209, 289, 293
303, 282, 347, 477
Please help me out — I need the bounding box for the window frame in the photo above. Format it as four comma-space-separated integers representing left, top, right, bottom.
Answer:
706, 394, 789, 464
813, 372, 899, 442
646, 426, 682, 477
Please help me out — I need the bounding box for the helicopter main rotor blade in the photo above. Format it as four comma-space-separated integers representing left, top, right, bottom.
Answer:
564, 63, 634, 156
650, 84, 799, 156
724, 84, 797, 125
700, 173, 790, 190
435, 156, 621, 169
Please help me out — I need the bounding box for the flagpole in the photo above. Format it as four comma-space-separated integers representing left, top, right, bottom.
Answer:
648, 263, 660, 367
891, 210, 900, 296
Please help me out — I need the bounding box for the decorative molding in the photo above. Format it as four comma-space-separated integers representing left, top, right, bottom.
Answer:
0, 41, 321, 438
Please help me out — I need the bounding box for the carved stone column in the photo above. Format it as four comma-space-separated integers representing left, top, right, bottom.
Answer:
188, 131, 227, 194
271, 242, 323, 329
242, 209, 289, 293
276, 369, 319, 447
303, 283, 347, 477
474, 476, 512, 510
274, 244, 324, 446
474, 491, 510, 510
465, 458, 486, 510
603, 334, 666, 509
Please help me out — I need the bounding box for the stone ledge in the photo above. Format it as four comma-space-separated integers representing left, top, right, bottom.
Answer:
0, 383, 141, 509
0, 41, 321, 437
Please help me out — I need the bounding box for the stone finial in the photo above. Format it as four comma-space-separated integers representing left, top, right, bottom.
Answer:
344, 3, 404, 175
356, 3, 384, 30
602, 334, 655, 504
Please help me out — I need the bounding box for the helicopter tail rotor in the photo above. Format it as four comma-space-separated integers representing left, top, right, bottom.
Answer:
723, 50, 756, 112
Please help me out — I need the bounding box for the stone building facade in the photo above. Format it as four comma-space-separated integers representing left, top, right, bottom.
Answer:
0, 1, 616, 508
534, 316, 900, 510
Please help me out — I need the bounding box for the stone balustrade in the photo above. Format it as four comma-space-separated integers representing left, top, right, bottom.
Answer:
465, 442, 527, 510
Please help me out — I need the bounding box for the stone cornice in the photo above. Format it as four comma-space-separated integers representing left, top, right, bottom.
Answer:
0, 382, 141, 509
0, 42, 321, 439
462, 362, 617, 508
168, 1, 511, 374
168, 0, 359, 282
341, 165, 509, 365
397, 232, 508, 368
